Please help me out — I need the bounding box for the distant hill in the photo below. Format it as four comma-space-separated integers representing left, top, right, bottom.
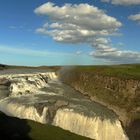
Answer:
0, 64, 7, 70
0, 64, 61, 72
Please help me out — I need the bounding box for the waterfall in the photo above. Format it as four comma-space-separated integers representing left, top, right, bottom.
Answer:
0, 98, 129, 140
0, 72, 58, 96
44, 72, 58, 80
0, 71, 129, 140
53, 108, 128, 140
0, 99, 48, 124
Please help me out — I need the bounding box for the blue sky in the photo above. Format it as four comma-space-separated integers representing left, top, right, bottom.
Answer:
0, 0, 140, 66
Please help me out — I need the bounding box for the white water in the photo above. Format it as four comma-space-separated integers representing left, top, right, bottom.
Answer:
0, 100, 48, 123
0, 72, 57, 96
53, 108, 128, 140
0, 70, 129, 140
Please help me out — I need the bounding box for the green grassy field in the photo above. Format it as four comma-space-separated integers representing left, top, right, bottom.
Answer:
0, 112, 93, 140
70, 64, 140, 80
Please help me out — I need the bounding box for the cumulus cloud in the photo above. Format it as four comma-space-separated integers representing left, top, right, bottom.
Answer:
128, 13, 140, 24
35, 2, 140, 63
91, 37, 140, 63
34, 2, 121, 44
90, 50, 140, 63
101, 0, 140, 5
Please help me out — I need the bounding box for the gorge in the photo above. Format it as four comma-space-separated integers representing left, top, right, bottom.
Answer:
0, 68, 129, 140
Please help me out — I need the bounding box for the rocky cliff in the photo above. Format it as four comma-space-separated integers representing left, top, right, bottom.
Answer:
59, 67, 140, 140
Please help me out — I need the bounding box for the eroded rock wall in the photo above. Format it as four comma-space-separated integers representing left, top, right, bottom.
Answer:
59, 70, 140, 140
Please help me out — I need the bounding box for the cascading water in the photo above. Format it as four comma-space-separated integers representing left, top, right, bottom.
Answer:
53, 108, 128, 140
0, 70, 129, 140
0, 72, 57, 96
0, 100, 48, 124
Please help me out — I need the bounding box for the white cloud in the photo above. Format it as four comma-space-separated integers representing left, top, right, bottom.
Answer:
35, 2, 140, 63
90, 50, 140, 63
93, 38, 110, 46
128, 13, 140, 24
35, 2, 121, 44
91, 37, 140, 63
101, 0, 140, 5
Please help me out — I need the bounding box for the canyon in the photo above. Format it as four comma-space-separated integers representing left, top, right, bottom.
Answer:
59, 66, 140, 140
0, 69, 128, 140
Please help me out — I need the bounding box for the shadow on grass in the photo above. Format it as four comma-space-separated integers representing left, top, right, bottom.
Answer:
0, 112, 32, 140
0, 112, 94, 140
126, 119, 140, 140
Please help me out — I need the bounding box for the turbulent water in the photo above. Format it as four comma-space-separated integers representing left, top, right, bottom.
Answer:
0, 69, 128, 140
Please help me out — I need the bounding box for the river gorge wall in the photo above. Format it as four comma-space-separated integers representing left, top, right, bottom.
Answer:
59, 68, 140, 140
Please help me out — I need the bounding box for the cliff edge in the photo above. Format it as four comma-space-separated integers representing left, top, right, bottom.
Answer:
59, 64, 140, 140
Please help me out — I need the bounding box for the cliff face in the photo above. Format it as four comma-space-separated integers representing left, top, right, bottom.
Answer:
59, 69, 140, 140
